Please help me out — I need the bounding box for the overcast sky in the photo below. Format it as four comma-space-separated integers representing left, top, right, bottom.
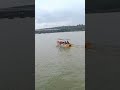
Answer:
35, 0, 85, 29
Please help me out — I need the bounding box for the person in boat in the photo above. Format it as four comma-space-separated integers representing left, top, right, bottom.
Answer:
66, 40, 71, 47
58, 40, 64, 45
62, 41, 64, 45
64, 41, 67, 44
66, 40, 70, 44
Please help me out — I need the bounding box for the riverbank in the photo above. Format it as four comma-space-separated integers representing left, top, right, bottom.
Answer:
35, 30, 84, 34
35, 25, 85, 34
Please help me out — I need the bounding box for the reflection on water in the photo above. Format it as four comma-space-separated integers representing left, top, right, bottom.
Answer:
35, 31, 85, 90
57, 47, 71, 52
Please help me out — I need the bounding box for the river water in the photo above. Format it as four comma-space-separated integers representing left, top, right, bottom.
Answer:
35, 31, 85, 90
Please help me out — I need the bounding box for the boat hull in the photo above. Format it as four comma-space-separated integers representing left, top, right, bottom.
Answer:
56, 44, 72, 48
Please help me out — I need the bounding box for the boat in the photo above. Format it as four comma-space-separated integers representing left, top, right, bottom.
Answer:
56, 39, 72, 48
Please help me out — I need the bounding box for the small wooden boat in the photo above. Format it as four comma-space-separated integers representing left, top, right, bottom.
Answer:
56, 39, 72, 48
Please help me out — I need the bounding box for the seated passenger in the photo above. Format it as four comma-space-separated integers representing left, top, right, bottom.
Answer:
64, 41, 67, 44
66, 41, 70, 44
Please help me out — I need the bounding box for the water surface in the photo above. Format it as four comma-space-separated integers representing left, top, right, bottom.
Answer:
35, 31, 85, 90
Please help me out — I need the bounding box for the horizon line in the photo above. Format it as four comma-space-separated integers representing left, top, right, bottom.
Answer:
35, 24, 85, 30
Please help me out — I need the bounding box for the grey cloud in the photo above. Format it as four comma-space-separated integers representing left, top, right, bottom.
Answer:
36, 10, 84, 24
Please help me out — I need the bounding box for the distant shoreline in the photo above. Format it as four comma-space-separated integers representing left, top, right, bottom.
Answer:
35, 30, 85, 34
35, 24, 85, 34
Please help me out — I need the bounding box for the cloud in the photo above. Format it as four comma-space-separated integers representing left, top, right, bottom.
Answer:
35, 0, 85, 29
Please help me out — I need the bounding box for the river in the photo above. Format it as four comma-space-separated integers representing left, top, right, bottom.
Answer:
35, 31, 85, 90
